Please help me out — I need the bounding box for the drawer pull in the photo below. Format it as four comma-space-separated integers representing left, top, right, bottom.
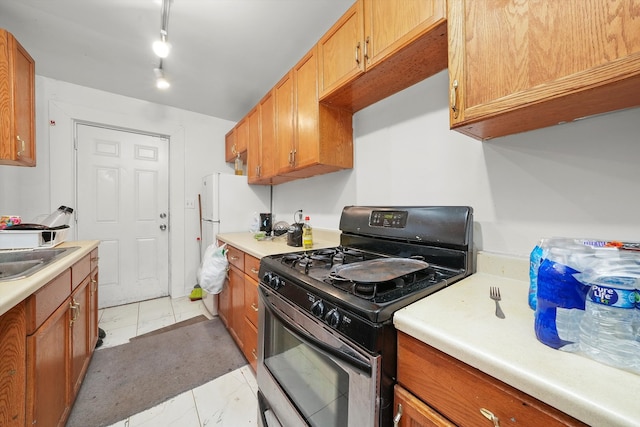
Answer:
251, 303, 259, 312
480, 408, 500, 427
393, 403, 403, 427
251, 349, 257, 360
229, 255, 239, 261
251, 267, 259, 274
450, 79, 459, 118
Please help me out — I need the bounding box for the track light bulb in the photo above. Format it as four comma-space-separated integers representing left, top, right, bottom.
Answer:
154, 67, 170, 89
152, 31, 171, 58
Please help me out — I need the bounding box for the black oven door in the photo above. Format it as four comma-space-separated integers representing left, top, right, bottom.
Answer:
257, 286, 381, 427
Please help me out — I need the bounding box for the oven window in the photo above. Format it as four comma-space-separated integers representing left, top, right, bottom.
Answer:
264, 310, 349, 426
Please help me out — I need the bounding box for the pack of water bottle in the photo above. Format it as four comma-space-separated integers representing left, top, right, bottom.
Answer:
530, 238, 640, 374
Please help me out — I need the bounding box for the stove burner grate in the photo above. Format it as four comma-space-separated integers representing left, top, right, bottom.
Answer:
325, 268, 438, 300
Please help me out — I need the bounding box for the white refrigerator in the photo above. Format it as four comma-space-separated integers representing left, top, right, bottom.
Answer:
199, 173, 270, 315
200, 172, 271, 250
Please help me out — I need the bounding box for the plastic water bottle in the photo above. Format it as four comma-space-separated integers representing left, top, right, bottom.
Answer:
578, 274, 640, 373
302, 216, 313, 250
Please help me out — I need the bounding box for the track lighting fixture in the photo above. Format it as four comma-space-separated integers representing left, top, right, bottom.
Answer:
152, 29, 171, 58
154, 60, 170, 89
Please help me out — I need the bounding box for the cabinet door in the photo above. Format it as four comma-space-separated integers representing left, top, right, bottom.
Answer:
0, 30, 35, 166
448, 0, 640, 140
225, 128, 236, 162
258, 90, 277, 182
0, 302, 26, 427
229, 265, 245, 350
318, 1, 365, 98
394, 385, 454, 427
364, 0, 444, 69
26, 300, 70, 427
70, 276, 91, 398
218, 277, 231, 327
246, 107, 261, 183
243, 274, 259, 372
293, 46, 320, 170
275, 71, 295, 175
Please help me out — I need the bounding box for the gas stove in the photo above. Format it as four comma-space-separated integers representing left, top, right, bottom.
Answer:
259, 205, 474, 353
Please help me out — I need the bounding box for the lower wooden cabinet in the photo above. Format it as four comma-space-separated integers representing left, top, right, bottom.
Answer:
21, 249, 99, 427
393, 385, 454, 427
217, 243, 262, 371
0, 302, 26, 427
397, 332, 588, 427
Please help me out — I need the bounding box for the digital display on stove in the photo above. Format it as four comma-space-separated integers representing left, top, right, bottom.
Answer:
369, 210, 408, 228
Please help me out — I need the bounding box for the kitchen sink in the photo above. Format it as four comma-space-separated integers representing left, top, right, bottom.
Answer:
0, 247, 78, 281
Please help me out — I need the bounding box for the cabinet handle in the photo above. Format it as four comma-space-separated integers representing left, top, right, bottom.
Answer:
229, 255, 239, 261
355, 42, 361, 65
393, 403, 403, 427
450, 79, 459, 119
231, 143, 237, 155
251, 303, 259, 312
256, 165, 261, 177
251, 349, 257, 360
364, 36, 370, 62
251, 267, 259, 274
69, 299, 80, 325
16, 135, 26, 157
290, 149, 296, 166
480, 408, 500, 427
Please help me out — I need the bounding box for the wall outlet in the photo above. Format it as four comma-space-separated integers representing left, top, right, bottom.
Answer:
185, 199, 195, 209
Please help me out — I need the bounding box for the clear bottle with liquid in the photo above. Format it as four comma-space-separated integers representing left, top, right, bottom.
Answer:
302, 216, 313, 250
234, 153, 243, 176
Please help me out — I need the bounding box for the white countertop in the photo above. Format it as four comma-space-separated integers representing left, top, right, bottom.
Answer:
0, 240, 100, 317
216, 229, 341, 259
394, 252, 640, 427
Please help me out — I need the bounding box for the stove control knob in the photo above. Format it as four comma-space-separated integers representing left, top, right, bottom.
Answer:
310, 300, 325, 318
325, 308, 341, 328
262, 272, 273, 284
270, 275, 283, 290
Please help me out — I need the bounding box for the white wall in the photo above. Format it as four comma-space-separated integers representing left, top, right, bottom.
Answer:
2, 70, 639, 302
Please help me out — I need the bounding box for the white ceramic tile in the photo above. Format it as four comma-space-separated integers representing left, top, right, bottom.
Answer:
172, 296, 212, 322
240, 365, 259, 395
193, 367, 259, 426
99, 302, 139, 328
128, 390, 201, 427
136, 314, 175, 336
99, 323, 137, 348
138, 296, 173, 321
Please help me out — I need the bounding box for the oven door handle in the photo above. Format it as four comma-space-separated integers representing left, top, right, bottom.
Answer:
263, 293, 372, 375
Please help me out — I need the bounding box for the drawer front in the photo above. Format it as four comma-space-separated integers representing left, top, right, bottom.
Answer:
243, 317, 258, 372
71, 253, 91, 290
90, 248, 99, 271
244, 276, 259, 327
397, 332, 587, 427
244, 254, 260, 280
25, 269, 71, 334
226, 245, 244, 271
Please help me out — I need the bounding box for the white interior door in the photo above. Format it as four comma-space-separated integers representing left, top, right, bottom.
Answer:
76, 124, 170, 308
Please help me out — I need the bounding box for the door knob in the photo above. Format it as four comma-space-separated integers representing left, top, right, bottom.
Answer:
159, 213, 167, 218
159, 224, 167, 231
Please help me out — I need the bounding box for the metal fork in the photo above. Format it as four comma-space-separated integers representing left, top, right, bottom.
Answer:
490, 287, 505, 319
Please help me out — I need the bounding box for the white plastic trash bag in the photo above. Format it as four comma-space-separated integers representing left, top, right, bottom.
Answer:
198, 243, 228, 294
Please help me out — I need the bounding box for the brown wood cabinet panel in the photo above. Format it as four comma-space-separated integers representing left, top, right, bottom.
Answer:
243, 317, 258, 372
246, 107, 261, 182
70, 276, 91, 398
26, 298, 70, 427
71, 253, 91, 290
244, 254, 261, 283
253, 90, 278, 184
229, 264, 245, 350
447, 0, 640, 140
89, 267, 99, 350
0, 29, 35, 166
394, 385, 454, 427
397, 332, 587, 427
25, 268, 72, 334
319, 0, 447, 112
0, 302, 26, 427
244, 274, 259, 328
225, 127, 236, 162
226, 245, 245, 271
218, 276, 231, 327
275, 71, 295, 177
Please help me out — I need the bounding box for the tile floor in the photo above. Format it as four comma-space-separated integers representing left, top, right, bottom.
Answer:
95, 296, 259, 427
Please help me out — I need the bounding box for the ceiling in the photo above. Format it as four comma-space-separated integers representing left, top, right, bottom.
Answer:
0, 0, 354, 122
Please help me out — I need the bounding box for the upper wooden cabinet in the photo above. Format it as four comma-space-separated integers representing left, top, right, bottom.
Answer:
0, 29, 36, 166
318, 0, 447, 112
282, 47, 353, 180
224, 127, 236, 162
447, 0, 640, 141
248, 90, 278, 184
